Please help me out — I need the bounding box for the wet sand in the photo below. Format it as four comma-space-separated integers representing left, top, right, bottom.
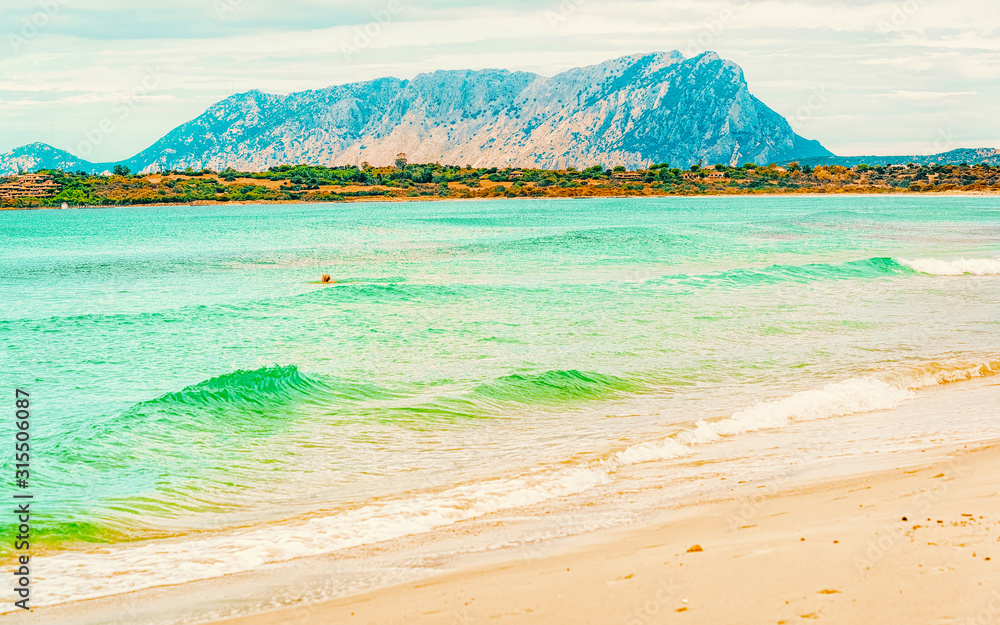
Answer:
209, 441, 1000, 625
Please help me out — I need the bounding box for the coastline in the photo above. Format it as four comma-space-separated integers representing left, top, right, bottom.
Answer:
214, 440, 1000, 625
15, 437, 1000, 625
3, 188, 1000, 212
3, 194, 999, 625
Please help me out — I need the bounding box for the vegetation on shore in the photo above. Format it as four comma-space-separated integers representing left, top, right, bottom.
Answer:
3, 159, 1000, 208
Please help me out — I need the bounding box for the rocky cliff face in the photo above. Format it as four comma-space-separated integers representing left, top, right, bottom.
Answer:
2, 51, 833, 174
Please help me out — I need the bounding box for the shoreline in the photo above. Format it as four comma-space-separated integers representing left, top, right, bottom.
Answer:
212, 440, 1000, 625
14, 437, 1000, 625
3, 189, 1000, 212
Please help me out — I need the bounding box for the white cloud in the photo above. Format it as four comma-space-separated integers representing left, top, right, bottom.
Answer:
871, 90, 979, 100
1, 0, 997, 160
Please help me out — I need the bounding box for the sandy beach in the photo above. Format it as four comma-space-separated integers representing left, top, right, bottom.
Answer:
192, 441, 999, 625
12, 393, 1000, 625
15, 437, 1000, 625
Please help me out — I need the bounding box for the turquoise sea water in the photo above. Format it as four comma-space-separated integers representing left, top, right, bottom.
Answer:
2, 196, 999, 606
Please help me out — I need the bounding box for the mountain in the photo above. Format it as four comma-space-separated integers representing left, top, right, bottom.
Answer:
2, 51, 833, 174
0, 143, 101, 174
788, 148, 1000, 169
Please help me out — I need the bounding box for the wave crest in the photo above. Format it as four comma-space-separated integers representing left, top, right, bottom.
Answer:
616, 358, 1000, 465
472, 369, 640, 404
123, 365, 394, 429
647, 257, 910, 289
897, 257, 1000, 276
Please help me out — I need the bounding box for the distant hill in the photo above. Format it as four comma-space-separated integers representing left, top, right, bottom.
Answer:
789, 148, 1000, 169
0, 143, 105, 175
1, 51, 832, 175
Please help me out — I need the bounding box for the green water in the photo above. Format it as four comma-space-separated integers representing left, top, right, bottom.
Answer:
2, 196, 999, 558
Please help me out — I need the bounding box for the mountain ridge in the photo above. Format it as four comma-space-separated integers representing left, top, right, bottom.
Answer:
788, 148, 1000, 168
4, 51, 836, 175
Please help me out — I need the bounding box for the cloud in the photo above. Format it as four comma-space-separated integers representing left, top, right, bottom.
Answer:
1, 0, 997, 160
871, 90, 979, 100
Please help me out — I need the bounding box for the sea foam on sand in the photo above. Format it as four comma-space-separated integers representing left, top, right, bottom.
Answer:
24, 360, 1000, 609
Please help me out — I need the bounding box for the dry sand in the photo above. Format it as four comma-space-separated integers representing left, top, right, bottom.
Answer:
212, 442, 1000, 625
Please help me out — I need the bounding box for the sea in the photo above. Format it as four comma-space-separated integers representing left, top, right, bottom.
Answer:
2, 195, 999, 621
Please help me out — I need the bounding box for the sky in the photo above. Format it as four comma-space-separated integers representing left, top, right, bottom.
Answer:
1, 0, 998, 161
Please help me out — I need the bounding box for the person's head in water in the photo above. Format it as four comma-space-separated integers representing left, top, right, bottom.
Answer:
321, 274, 332, 283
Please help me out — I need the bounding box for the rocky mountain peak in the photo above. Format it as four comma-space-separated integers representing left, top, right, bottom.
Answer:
1, 51, 834, 175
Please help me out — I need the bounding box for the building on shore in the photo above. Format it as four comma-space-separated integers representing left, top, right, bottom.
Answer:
0, 173, 60, 201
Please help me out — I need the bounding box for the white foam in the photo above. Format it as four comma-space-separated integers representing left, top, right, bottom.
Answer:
897, 257, 1000, 276
606, 376, 914, 467
678, 377, 913, 443
618, 360, 1000, 466
613, 437, 691, 465
31, 465, 612, 608
893, 360, 1000, 389
25, 360, 1000, 611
